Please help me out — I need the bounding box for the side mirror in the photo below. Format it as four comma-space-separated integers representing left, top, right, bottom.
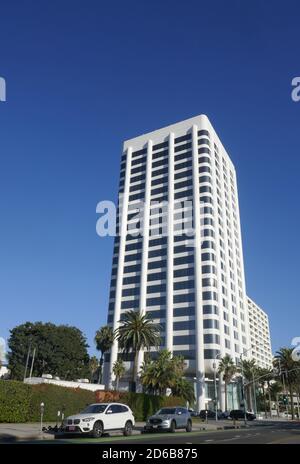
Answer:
106, 409, 112, 414
177, 411, 182, 415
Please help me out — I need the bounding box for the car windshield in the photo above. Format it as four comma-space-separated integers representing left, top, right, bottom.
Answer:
80, 404, 107, 414
157, 408, 176, 415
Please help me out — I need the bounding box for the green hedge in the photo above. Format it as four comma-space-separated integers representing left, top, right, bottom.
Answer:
28, 384, 95, 422
122, 392, 184, 421
95, 391, 184, 421
0, 381, 184, 423
0, 380, 32, 422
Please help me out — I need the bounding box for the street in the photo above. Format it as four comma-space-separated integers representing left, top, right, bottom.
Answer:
82, 422, 300, 445
43, 422, 300, 445
1, 420, 300, 444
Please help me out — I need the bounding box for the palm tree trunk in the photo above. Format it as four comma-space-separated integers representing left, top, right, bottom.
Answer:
98, 354, 104, 384
269, 390, 272, 418
225, 382, 228, 411
288, 383, 295, 419
115, 376, 119, 391
246, 386, 251, 411
263, 389, 267, 417
131, 351, 139, 392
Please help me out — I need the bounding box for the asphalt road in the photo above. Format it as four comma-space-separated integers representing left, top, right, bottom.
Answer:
90, 422, 300, 444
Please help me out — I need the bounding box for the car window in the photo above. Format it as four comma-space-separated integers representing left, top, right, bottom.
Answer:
80, 404, 107, 414
109, 404, 123, 414
157, 408, 176, 415
178, 408, 187, 414
120, 405, 129, 413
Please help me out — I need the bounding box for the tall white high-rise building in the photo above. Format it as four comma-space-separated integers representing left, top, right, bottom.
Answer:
104, 114, 253, 410
247, 296, 273, 369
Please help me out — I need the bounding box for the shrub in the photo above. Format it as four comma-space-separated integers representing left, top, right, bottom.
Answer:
0, 381, 184, 423
95, 390, 184, 421
28, 384, 95, 422
0, 380, 32, 422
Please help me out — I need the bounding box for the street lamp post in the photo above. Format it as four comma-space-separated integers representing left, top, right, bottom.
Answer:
40, 402, 45, 437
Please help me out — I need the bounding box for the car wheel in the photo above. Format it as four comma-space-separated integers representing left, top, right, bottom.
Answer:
186, 420, 192, 432
123, 420, 133, 436
170, 420, 176, 433
92, 421, 103, 438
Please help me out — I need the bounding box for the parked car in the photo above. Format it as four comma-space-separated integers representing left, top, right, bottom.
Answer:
221, 410, 230, 419
62, 403, 135, 437
144, 407, 192, 433
229, 409, 256, 421
188, 408, 198, 417
199, 409, 224, 420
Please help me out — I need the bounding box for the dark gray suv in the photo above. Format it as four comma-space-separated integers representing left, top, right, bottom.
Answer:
144, 407, 192, 433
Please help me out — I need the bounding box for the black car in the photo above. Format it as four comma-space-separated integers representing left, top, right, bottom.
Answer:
199, 410, 224, 420
229, 409, 256, 421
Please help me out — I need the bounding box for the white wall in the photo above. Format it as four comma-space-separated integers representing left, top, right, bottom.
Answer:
24, 377, 105, 392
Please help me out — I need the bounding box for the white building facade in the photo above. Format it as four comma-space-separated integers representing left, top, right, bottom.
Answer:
247, 296, 273, 369
104, 114, 253, 410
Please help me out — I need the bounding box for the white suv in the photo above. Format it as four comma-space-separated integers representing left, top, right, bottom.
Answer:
62, 403, 135, 437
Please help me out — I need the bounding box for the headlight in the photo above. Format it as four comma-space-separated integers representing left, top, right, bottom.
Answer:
162, 420, 169, 424
82, 417, 95, 422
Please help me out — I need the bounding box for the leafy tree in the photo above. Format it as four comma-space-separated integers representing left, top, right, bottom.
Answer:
115, 311, 161, 392
218, 355, 236, 411
112, 359, 126, 390
8, 322, 90, 380
94, 326, 114, 384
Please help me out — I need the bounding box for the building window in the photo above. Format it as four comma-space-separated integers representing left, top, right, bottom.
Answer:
203, 319, 219, 329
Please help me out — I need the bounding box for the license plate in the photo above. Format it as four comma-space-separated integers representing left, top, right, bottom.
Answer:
68, 426, 76, 431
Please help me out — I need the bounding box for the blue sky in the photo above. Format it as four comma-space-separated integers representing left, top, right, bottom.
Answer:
0, 0, 299, 357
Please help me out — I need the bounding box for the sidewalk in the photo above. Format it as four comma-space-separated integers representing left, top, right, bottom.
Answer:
0, 422, 57, 442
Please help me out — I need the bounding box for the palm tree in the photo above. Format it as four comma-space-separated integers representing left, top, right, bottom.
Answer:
274, 348, 299, 419
140, 357, 157, 394
293, 369, 300, 418
171, 377, 195, 403
140, 350, 170, 395
154, 350, 182, 395
94, 326, 114, 384
89, 355, 99, 383
255, 367, 273, 416
140, 349, 193, 401
115, 311, 161, 392
218, 355, 236, 411
112, 359, 126, 391
269, 381, 283, 416
239, 359, 257, 411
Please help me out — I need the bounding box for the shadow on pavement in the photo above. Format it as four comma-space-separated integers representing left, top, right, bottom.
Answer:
0, 434, 18, 443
